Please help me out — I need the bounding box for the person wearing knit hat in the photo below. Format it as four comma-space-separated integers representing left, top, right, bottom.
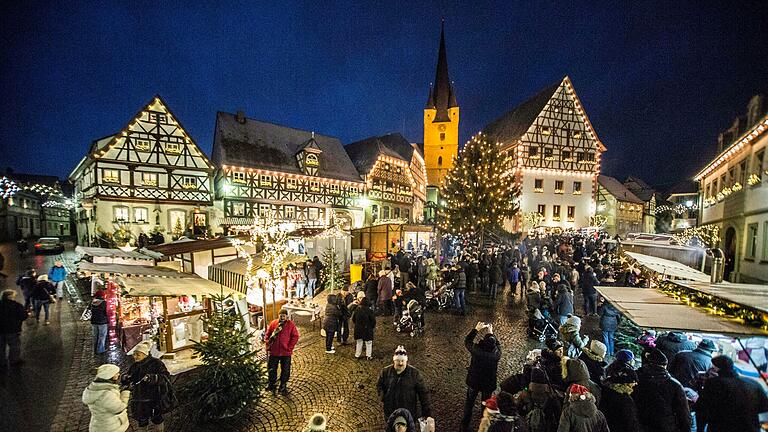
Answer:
557, 384, 610, 432
634, 348, 691, 432
377, 346, 432, 422
579, 340, 608, 384
476, 391, 525, 432
385, 408, 418, 432
600, 362, 641, 432
303, 413, 327, 432
461, 322, 501, 431
122, 341, 173, 430
605, 349, 635, 380
514, 367, 562, 432
559, 314, 590, 359
697, 354, 768, 432
539, 338, 566, 390
669, 338, 718, 388
82, 363, 131, 432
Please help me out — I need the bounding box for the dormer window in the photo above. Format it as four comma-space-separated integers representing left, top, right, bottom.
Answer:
306, 154, 319, 167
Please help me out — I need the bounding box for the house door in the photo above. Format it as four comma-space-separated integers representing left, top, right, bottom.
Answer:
723, 227, 737, 281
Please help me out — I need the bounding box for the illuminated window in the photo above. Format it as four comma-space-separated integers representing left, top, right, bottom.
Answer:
529, 146, 539, 158
258, 204, 270, 217
371, 204, 379, 221
135, 139, 150, 151
308, 207, 319, 220
544, 147, 553, 160
285, 205, 296, 220
739, 159, 747, 185
746, 223, 758, 259
437, 156, 443, 167
331, 184, 340, 194
404, 209, 410, 221
232, 202, 246, 216
103, 169, 119, 183
182, 176, 197, 189
573, 181, 582, 195
141, 172, 158, 186
537, 204, 546, 217
754, 150, 764, 175
555, 180, 564, 194
534, 179, 544, 192
306, 154, 319, 167
394, 207, 401, 218
310, 181, 320, 192
286, 178, 297, 189
259, 174, 272, 187
553, 205, 561, 221
573, 131, 582, 139
383, 206, 390, 219
114, 206, 129, 222
165, 142, 181, 154
232, 172, 246, 184
440, 133, 445, 141
567, 206, 576, 221
562, 150, 572, 161
541, 126, 551, 136
134, 207, 148, 223
576, 152, 586, 162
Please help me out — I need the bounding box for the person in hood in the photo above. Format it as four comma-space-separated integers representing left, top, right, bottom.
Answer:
82, 363, 130, 432
557, 384, 609, 432
632, 348, 691, 432
655, 332, 696, 367
461, 322, 502, 431
696, 355, 768, 432
668, 338, 717, 388
515, 368, 562, 432
559, 315, 589, 359
0, 290, 28, 368
562, 357, 601, 404
352, 297, 376, 360
90, 290, 109, 354
378, 270, 394, 316
377, 346, 432, 420
553, 284, 574, 326
599, 361, 640, 432
477, 391, 527, 432
122, 342, 174, 430
385, 408, 418, 432
578, 340, 607, 385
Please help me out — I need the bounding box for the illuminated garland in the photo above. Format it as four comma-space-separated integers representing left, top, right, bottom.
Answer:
1, 177, 20, 199
589, 215, 607, 228
522, 212, 544, 229
230, 214, 292, 289
672, 225, 720, 248
655, 203, 698, 215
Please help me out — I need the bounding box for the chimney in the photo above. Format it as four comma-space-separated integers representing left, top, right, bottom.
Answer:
235, 110, 246, 124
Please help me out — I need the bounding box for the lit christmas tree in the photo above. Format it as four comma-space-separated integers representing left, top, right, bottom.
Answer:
438, 132, 519, 245
321, 246, 346, 294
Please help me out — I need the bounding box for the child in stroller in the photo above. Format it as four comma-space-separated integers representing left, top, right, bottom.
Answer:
395, 299, 425, 337
425, 282, 454, 311
527, 308, 558, 342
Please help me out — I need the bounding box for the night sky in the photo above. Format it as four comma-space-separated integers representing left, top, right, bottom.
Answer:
2, 1, 767, 191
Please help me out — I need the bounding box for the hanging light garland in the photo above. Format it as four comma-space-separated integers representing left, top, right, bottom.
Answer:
1, 177, 20, 199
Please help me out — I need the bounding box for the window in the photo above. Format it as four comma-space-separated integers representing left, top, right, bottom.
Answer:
739, 159, 747, 186
165, 142, 181, 154
135, 139, 150, 151
372, 179, 381, 190
182, 176, 197, 189
440, 133, 445, 141
541, 126, 551, 136
259, 175, 271, 187
114, 206, 129, 222
371, 204, 379, 221
529, 146, 540, 158
404, 209, 410, 221
169, 210, 186, 233
573, 181, 582, 195
553, 205, 561, 221
284, 205, 296, 220
103, 169, 119, 183
537, 204, 546, 217
383, 206, 391, 219
562, 150, 572, 161
309, 181, 320, 192
728, 168, 735, 187
306, 154, 319, 167
437, 156, 443, 167
134, 207, 148, 223
572, 131, 582, 139
755, 150, 765, 174
383, 163, 391, 171
544, 147, 553, 160
719, 175, 726, 192
763, 221, 768, 261
554, 180, 564, 194
576, 152, 586, 162
567, 206, 576, 221
286, 178, 297, 189
331, 184, 340, 194
258, 204, 270, 217
308, 207, 319, 220
534, 179, 544, 192
746, 223, 758, 259
705, 182, 711, 198
232, 202, 246, 216
232, 172, 246, 184
141, 172, 158, 186
394, 207, 401, 219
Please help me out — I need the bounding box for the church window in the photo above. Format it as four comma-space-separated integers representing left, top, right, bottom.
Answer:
232, 172, 246, 184
438, 156, 443, 167
103, 170, 119, 183
440, 133, 445, 141
141, 172, 158, 186
306, 154, 319, 167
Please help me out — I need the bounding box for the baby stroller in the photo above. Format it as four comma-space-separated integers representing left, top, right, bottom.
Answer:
527, 308, 558, 342
395, 300, 424, 337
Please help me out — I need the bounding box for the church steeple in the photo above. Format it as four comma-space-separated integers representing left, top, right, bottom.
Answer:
429, 21, 458, 122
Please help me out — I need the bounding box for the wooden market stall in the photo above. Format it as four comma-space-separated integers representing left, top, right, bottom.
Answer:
351, 223, 434, 262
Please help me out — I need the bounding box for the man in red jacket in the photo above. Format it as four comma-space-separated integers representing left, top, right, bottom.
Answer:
264, 308, 300, 395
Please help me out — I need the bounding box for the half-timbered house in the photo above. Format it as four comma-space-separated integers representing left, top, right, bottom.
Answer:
69, 95, 214, 245
484, 76, 606, 230
212, 111, 366, 230
345, 133, 427, 225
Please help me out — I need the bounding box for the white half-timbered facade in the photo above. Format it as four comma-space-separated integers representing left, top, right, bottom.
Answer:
69, 95, 214, 245
484, 76, 605, 230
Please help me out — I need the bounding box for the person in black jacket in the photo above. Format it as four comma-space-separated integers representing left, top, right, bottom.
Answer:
655, 332, 696, 367
364, 273, 379, 312
123, 341, 174, 430
336, 287, 355, 345
460, 323, 502, 431
696, 355, 768, 432
31, 274, 55, 325
322, 294, 341, 354
669, 338, 717, 388
633, 348, 691, 432
580, 266, 599, 315
0, 290, 28, 368
352, 298, 376, 360
377, 345, 432, 421
90, 290, 110, 354
600, 361, 641, 432
15, 268, 36, 312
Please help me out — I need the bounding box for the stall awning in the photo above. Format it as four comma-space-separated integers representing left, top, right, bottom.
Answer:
596, 286, 768, 336
76, 246, 164, 260
624, 251, 709, 282
148, 237, 244, 256
77, 262, 197, 278
116, 275, 241, 298
209, 253, 308, 275
672, 281, 768, 314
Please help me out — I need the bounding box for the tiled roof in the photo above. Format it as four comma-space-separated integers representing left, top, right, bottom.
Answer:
345, 133, 413, 175
483, 81, 561, 145
599, 175, 643, 203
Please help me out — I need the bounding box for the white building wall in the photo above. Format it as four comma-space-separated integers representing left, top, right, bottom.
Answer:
519, 170, 594, 229
90, 200, 212, 244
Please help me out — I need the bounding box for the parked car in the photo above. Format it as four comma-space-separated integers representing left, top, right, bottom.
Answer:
35, 237, 64, 254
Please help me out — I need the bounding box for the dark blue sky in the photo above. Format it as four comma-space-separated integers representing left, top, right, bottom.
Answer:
2, 1, 766, 191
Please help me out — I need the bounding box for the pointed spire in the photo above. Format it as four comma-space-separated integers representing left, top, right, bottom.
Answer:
431, 20, 457, 122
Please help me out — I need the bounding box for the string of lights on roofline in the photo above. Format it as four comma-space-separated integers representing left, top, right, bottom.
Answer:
1, 176, 75, 207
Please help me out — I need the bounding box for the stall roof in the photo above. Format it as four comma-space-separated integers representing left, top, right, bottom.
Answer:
75, 246, 163, 260
148, 237, 242, 256
596, 286, 768, 336
116, 275, 241, 297
673, 281, 768, 314
209, 253, 308, 275
624, 251, 710, 282
77, 262, 197, 278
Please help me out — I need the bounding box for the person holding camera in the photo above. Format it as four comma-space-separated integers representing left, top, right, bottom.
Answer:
122, 342, 175, 431
461, 322, 501, 432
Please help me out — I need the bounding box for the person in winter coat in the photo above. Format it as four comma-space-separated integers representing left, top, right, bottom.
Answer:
507, 263, 521, 296
352, 298, 376, 360
668, 338, 717, 388
425, 258, 439, 292
526, 284, 544, 313
557, 384, 610, 432
599, 361, 640, 432
559, 315, 589, 359
554, 285, 574, 326
365, 273, 379, 310
48, 260, 68, 300
561, 357, 601, 404
605, 349, 635, 380
323, 294, 341, 353
82, 363, 130, 432
515, 368, 562, 432
385, 407, 419, 432
453, 266, 467, 315
337, 287, 355, 345
377, 346, 432, 420
489, 262, 503, 300
122, 342, 173, 430
696, 355, 768, 432
632, 348, 691, 432
655, 332, 696, 367
15, 268, 36, 312
264, 308, 300, 394
579, 267, 599, 315
477, 391, 528, 432
578, 340, 607, 385
461, 323, 503, 431
597, 302, 620, 356
31, 274, 55, 324
540, 338, 566, 391
90, 290, 110, 354
378, 270, 394, 316
0, 290, 28, 368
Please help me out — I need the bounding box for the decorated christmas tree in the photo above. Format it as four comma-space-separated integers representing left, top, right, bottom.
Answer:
184, 295, 266, 421
438, 132, 519, 245
321, 245, 346, 294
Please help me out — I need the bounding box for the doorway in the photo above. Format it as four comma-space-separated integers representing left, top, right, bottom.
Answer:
723, 226, 737, 281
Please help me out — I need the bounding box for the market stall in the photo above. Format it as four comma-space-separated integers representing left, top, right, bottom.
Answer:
351, 222, 435, 261
75, 246, 163, 265
624, 251, 710, 282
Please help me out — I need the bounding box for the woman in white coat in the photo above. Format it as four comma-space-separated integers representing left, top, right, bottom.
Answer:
82, 363, 131, 432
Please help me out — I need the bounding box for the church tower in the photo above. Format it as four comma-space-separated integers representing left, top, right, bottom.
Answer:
424, 22, 459, 189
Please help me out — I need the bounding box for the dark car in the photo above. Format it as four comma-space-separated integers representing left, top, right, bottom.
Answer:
34, 237, 64, 254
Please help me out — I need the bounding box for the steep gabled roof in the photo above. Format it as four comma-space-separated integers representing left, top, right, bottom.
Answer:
483, 81, 561, 144
212, 112, 362, 183
345, 133, 413, 175
599, 175, 643, 204
623, 176, 656, 202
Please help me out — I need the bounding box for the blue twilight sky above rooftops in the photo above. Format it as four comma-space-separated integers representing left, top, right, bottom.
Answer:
1, 1, 766, 190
